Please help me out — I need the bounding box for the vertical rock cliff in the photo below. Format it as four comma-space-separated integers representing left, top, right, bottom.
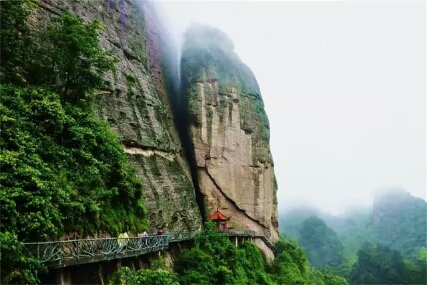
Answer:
31, 1, 279, 239
34, 0, 203, 232
181, 24, 279, 240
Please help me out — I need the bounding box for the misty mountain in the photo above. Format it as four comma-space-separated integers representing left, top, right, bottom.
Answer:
279, 189, 427, 262
368, 189, 426, 260
298, 216, 346, 269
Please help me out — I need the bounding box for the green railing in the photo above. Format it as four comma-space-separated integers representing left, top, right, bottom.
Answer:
224, 229, 275, 249
24, 235, 169, 268
168, 231, 199, 243
24, 230, 275, 268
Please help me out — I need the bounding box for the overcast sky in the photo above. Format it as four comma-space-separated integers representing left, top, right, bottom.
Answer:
157, 0, 426, 215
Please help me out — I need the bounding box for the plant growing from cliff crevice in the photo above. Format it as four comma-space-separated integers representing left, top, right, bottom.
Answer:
0, 0, 34, 85
36, 14, 117, 105
1, 1, 117, 106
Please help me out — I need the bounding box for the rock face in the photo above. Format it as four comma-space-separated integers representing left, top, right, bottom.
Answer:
181, 24, 279, 240
33, 1, 279, 240
35, 0, 203, 232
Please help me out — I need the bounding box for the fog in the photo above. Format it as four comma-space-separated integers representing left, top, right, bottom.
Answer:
157, 0, 426, 215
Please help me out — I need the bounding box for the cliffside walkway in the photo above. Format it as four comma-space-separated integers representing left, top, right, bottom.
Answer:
24, 229, 275, 268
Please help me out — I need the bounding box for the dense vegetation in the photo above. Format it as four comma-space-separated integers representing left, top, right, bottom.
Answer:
0, 1, 148, 283
109, 222, 348, 285
348, 243, 426, 284
109, 258, 179, 285
298, 216, 346, 269
279, 190, 427, 284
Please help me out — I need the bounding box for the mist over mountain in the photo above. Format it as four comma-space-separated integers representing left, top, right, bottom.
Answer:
279, 189, 427, 284
281, 189, 426, 257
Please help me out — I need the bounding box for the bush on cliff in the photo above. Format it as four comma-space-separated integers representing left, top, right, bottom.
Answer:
0, 1, 147, 283
109, 267, 179, 285
174, 222, 274, 285
108, 225, 347, 285
1, 85, 147, 238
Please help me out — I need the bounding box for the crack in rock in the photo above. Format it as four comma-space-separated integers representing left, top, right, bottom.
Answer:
204, 165, 264, 227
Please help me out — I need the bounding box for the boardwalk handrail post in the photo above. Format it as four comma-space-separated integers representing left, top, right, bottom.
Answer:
77, 240, 80, 261
59, 242, 63, 267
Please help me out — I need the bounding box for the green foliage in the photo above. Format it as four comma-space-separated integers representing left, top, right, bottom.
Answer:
0, 232, 44, 284
35, 13, 116, 105
150, 255, 167, 270
298, 216, 346, 268
0, 85, 147, 240
108, 267, 179, 285
0, 0, 33, 85
1, 2, 116, 101
270, 237, 349, 285
368, 190, 427, 260
310, 268, 349, 285
174, 222, 275, 285
173, 225, 344, 285
279, 190, 427, 284
270, 238, 309, 285
106, 227, 346, 285
174, 247, 217, 285
348, 243, 426, 285
0, 2, 147, 283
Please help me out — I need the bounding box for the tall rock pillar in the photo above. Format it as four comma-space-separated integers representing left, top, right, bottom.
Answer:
181, 24, 279, 241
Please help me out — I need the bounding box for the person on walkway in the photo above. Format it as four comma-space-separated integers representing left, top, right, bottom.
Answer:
141, 231, 148, 246
156, 229, 164, 246
117, 231, 129, 254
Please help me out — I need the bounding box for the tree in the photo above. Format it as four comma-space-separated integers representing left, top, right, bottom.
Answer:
0, 4, 148, 283
314, 268, 349, 285
108, 267, 179, 285
174, 222, 275, 285
348, 243, 423, 285
0, 0, 34, 85
298, 216, 346, 269
270, 238, 309, 285
0, 232, 44, 284
35, 13, 116, 105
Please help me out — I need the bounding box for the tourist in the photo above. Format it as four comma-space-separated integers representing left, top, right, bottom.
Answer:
141, 231, 148, 246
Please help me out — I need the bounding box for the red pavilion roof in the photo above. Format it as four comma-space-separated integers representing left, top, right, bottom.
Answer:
208, 209, 229, 221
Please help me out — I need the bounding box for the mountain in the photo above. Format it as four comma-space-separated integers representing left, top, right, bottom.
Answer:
298, 216, 346, 268
1, 0, 280, 282
181, 24, 278, 239
5, 0, 279, 238
280, 189, 427, 262
369, 189, 426, 260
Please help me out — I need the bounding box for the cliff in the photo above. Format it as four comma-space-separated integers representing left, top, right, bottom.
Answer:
32, 0, 202, 233
181, 24, 279, 240
30, 1, 278, 239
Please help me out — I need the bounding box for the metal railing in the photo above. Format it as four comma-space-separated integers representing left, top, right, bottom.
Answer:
25, 235, 169, 267
24, 229, 275, 268
168, 231, 199, 243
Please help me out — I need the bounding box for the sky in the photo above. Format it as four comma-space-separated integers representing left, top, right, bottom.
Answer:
157, 0, 426, 215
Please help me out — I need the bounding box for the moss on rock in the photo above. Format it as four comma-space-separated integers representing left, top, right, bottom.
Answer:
181, 23, 272, 164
